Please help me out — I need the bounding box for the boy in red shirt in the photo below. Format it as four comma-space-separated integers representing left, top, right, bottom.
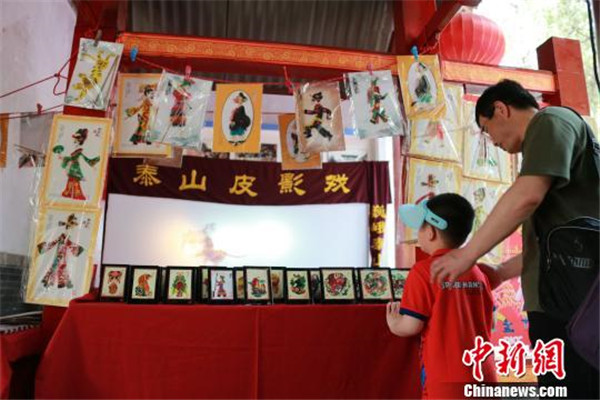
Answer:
386, 193, 497, 399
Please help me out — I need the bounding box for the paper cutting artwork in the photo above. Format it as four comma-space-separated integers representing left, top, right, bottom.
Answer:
461, 178, 510, 264
26, 206, 101, 307
65, 39, 123, 110
213, 84, 263, 153
295, 81, 345, 153
407, 119, 461, 162
279, 114, 321, 171
397, 55, 446, 120
462, 101, 511, 183
41, 115, 111, 208
114, 74, 171, 157
404, 158, 461, 241
346, 70, 405, 139
147, 72, 212, 148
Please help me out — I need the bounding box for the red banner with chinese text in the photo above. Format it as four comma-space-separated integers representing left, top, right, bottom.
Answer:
107, 157, 391, 206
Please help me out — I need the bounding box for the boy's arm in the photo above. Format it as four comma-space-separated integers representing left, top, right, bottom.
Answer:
386, 302, 424, 337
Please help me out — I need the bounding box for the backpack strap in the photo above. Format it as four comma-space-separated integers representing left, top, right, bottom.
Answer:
559, 106, 600, 177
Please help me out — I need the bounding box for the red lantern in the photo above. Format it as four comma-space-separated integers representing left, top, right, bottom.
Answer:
439, 11, 506, 65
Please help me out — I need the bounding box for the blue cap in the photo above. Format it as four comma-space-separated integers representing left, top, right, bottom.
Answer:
398, 200, 448, 231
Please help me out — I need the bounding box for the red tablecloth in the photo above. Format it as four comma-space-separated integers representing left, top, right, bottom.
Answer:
0, 327, 43, 399
35, 300, 421, 399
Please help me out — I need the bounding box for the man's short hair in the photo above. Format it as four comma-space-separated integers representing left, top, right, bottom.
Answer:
426, 193, 474, 248
475, 79, 539, 127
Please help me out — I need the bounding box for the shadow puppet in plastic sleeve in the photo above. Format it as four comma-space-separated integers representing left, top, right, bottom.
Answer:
397, 55, 446, 120
41, 115, 111, 208
346, 70, 406, 139
147, 71, 212, 149
64, 38, 123, 111
279, 113, 322, 171
113, 73, 172, 157
212, 84, 263, 154
462, 100, 512, 184
26, 207, 101, 307
402, 158, 461, 242
295, 81, 345, 153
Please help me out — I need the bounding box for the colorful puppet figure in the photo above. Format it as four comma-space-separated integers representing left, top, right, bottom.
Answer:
364, 272, 387, 297
325, 272, 349, 296
107, 270, 123, 294
214, 275, 227, 298
303, 92, 332, 140
229, 92, 251, 141
168, 78, 194, 127
415, 173, 439, 204
125, 83, 157, 145
411, 62, 433, 107
171, 272, 188, 298
38, 213, 84, 289
70, 50, 115, 104
367, 78, 389, 124
290, 273, 307, 295
53, 128, 100, 201
250, 277, 267, 297
135, 273, 153, 297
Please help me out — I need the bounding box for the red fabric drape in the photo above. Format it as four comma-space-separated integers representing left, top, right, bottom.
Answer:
0, 328, 43, 399
35, 299, 420, 399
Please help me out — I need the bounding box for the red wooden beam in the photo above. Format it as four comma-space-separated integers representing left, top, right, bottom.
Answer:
415, 0, 481, 53
392, 0, 436, 54
118, 32, 557, 95
537, 37, 590, 114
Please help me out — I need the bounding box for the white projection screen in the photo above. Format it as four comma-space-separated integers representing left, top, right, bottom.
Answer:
102, 194, 369, 267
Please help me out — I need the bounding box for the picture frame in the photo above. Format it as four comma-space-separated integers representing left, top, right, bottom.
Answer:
319, 267, 357, 304
390, 268, 410, 301
353, 268, 362, 301
208, 267, 235, 304
270, 267, 287, 304
165, 267, 196, 304
113, 73, 172, 158
309, 270, 323, 304
284, 269, 312, 304
25, 205, 101, 307
213, 84, 263, 153
244, 267, 272, 304
98, 264, 129, 302
234, 267, 246, 304
40, 114, 111, 208
127, 266, 162, 304
358, 268, 393, 303
198, 266, 210, 302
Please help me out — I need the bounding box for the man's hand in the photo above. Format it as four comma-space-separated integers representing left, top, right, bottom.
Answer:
430, 247, 477, 285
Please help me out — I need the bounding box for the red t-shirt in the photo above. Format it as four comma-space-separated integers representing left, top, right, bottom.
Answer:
400, 248, 497, 399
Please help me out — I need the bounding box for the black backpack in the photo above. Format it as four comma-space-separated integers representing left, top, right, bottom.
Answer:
536, 108, 599, 323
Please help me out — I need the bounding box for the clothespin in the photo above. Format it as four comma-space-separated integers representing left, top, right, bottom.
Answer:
93, 30, 103, 47
185, 65, 192, 80
283, 66, 294, 95
130, 45, 139, 63
410, 45, 419, 62
36, 103, 43, 116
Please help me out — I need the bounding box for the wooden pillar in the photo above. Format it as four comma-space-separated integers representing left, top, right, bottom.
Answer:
537, 37, 590, 115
